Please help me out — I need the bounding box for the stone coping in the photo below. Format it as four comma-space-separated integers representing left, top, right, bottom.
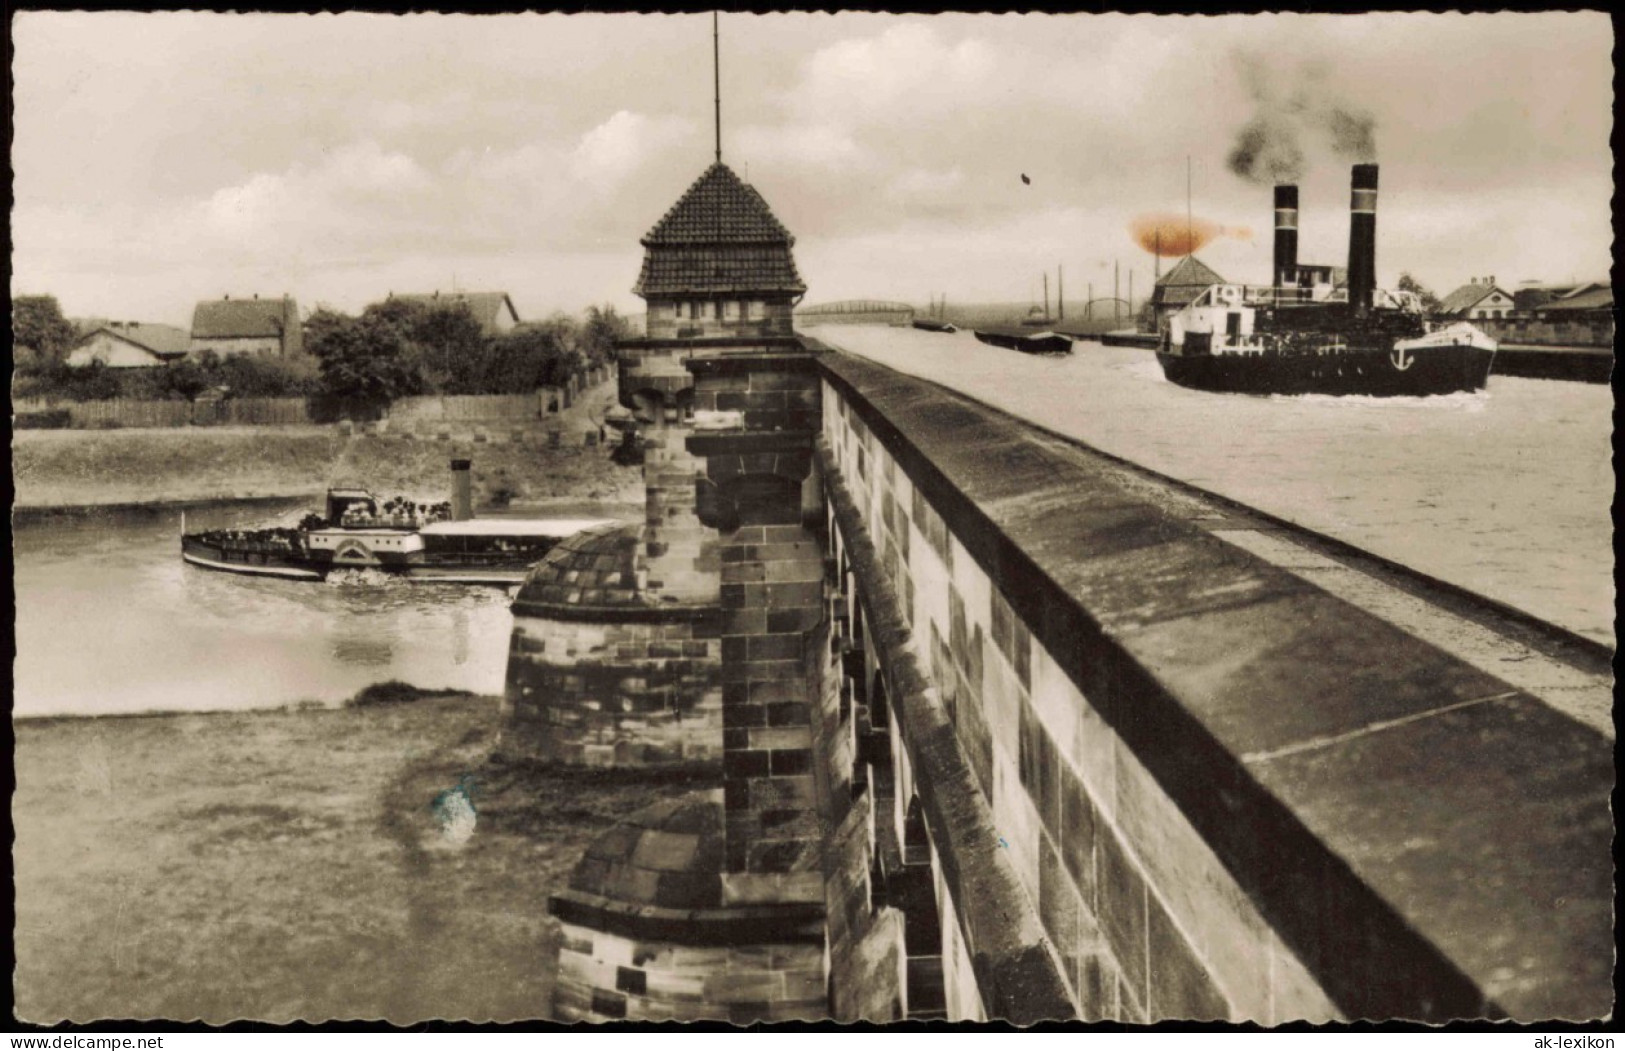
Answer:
618, 335, 807, 352
685, 352, 827, 376
549, 888, 825, 946
816, 352, 1613, 1022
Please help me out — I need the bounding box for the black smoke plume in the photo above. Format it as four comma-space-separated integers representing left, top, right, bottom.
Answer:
1226, 53, 1379, 184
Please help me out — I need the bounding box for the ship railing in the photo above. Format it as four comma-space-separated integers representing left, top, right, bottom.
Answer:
1194, 284, 1297, 308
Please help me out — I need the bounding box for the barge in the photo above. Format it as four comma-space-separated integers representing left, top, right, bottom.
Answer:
1157, 165, 1496, 397
180, 460, 615, 585
972, 325, 1072, 356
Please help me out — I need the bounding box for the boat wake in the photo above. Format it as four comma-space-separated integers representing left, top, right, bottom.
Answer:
1268, 390, 1490, 412
324, 567, 408, 588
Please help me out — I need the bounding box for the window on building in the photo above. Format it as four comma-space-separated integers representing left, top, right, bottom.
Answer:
688, 302, 699, 320
714, 300, 723, 320
740, 300, 752, 320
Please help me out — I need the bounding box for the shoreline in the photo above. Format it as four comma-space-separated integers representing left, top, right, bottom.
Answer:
13, 688, 709, 1022
12, 376, 643, 513
11, 677, 501, 723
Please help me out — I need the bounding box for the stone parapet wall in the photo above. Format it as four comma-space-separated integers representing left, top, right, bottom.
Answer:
815, 352, 1612, 1023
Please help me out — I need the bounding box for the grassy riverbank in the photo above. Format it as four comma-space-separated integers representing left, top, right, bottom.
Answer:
12, 376, 643, 512
11, 427, 643, 512
13, 691, 714, 1023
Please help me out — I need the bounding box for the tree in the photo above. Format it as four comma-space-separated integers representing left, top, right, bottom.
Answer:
580, 304, 632, 366
306, 308, 422, 410
160, 351, 216, 402
360, 298, 487, 394
12, 295, 81, 376
216, 351, 318, 398
489, 316, 579, 393
410, 304, 488, 393
1397, 273, 1443, 314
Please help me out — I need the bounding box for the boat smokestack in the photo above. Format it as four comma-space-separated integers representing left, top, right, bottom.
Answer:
1347, 164, 1378, 316
450, 459, 473, 521
1273, 184, 1299, 298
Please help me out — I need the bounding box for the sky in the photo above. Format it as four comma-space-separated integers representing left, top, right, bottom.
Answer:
11, 11, 1614, 327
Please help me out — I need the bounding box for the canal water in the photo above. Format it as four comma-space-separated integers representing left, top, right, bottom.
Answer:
812, 325, 1614, 646
13, 501, 516, 718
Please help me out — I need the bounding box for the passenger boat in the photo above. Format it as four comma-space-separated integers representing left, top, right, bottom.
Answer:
1157, 165, 1496, 397
180, 461, 616, 585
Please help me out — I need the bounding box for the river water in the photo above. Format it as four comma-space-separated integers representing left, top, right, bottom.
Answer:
811, 325, 1614, 646
13, 501, 516, 718
12, 338, 1611, 718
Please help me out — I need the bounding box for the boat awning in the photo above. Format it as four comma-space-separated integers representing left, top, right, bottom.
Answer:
417, 519, 619, 538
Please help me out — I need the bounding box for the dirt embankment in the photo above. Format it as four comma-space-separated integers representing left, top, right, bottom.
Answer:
12, 427, 643, 512
12, 376, 643, 512
13, 692, 715, 1023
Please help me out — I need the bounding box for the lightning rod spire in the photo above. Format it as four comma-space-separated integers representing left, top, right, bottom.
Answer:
713, 11, 722, 165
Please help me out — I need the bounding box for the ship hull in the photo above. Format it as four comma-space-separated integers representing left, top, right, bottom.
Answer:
973, 328, 1072, 356
1156, 343, 1495, 397
180, 534, 555, 585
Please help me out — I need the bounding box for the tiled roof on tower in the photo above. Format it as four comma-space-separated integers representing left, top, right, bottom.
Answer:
634, 163, 806, 297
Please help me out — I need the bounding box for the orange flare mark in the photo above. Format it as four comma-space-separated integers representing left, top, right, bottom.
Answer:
1130, 214, 1251, 257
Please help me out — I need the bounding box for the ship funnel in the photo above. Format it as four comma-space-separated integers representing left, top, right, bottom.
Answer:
1347, 164, 1378, 316
450, 459, 473, 521
1273, 185, 1299, 300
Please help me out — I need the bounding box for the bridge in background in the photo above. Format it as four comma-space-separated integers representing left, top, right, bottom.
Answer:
795, 300, 915, 326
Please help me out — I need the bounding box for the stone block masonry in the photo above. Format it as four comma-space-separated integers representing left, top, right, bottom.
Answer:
816, 351, 1612, 1023
502, 614, 723, 767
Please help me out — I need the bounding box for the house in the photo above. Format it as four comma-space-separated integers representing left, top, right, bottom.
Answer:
1149, 256, 1226, 324
1436, 277, 1516, 320
384, 291, 521, 337
66, 321, 192, 369
1512, 282, 1581, 314
1532, 282, 1612, 320
190, 295, 303, 358
633, 162, 807, 340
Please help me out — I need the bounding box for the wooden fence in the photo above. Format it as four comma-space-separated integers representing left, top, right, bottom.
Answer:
14, 397, 311, 429
14, 366, 616, 430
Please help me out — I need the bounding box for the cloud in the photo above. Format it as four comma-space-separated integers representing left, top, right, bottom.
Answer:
790, 22, 998, 129
570, 110, 692, 183
9, 11, 1612, 325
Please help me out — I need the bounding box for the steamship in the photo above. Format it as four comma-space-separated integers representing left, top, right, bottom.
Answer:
179, 460, 614, 585
1157, 164, 1497, 397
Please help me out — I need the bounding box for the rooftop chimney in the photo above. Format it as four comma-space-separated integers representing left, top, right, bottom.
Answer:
1347, 164, 1378, 316
1273, 184, 1299, 300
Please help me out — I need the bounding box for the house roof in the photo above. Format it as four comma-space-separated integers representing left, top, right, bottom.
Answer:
1155, 255, 1226, 290
388, 292, 520, 336
634, 163, 806, 297
191, 297, 298, 340
1541, 285, 1613, 312
1436, 283, 1505, 316
1151, 256, 1226, 307
83, 322, 192, 358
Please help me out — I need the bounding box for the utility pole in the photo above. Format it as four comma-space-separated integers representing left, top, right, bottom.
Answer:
1114, 261, 1120, 324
